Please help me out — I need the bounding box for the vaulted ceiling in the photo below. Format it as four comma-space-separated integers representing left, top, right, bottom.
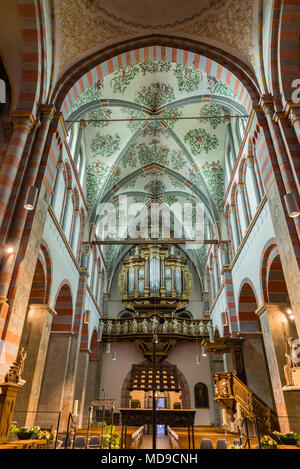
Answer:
68, 59, 248, 276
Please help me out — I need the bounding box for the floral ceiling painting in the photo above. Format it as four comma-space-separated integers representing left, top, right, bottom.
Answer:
68, 58, 247, 270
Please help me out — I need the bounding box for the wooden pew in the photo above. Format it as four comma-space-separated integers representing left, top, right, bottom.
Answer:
168, 426, 258, 449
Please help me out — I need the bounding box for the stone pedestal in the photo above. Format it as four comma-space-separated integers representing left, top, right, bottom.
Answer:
256, 303, 300, 432
0, 382, 23, 440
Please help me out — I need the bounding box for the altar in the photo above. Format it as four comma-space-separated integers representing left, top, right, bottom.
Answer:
119, 408, 196, 449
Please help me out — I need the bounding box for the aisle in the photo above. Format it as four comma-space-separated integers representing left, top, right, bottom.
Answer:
139, 434, 171, 449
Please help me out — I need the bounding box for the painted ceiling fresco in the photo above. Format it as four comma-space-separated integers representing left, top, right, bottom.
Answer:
68, 60, 247, 271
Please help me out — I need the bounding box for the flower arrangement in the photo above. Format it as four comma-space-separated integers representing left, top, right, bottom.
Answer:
10, 424, 53, 441
260, 435, 278, 449
228, 443, 244, 449
272, 431, 300, 446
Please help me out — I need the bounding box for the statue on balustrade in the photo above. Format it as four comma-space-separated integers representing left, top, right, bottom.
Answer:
221, 379, 228, 395
98, 320, 104, 341
189, 322, 195, 336
123, 320, 129, 334
162, 319, 169, 333
199, 321, 205, 335
151, 316, 159, 333
284, 336, 300, 387
107, 320, 113, 334
132, 318, 138, 333
173, 318, 179, 334
142, 318, 148, 334
182, 320, 188, 335
207, 322, 214, 342
116, 321, 121, 334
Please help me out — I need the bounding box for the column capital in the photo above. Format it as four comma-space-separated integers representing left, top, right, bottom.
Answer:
10, 112, 36, 133
287, 107, 300, 127
219, 243, 229, 255
247, 155, 255, 168
2, 122, 13, 143
40, 105, 55, 121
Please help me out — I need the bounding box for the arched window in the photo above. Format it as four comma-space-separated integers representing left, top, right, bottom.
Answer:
194, 383, 209, 408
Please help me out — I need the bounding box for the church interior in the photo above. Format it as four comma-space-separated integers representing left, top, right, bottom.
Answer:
0, 0, 300, 451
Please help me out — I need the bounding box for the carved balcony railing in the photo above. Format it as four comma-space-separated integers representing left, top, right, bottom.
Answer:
100, 316, 211, 342
213, 372, 280, 434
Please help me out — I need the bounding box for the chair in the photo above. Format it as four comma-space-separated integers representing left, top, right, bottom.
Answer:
200, 438, 213, 449
216, 439, 227, 449
58, 435, 71, 449
88, 436, 100, 449
73, 436, 86, 449
233, 439, 243, 446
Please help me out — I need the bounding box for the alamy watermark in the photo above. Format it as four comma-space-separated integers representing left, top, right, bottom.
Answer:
291, 79, 300, 104
96, 195, 205, 249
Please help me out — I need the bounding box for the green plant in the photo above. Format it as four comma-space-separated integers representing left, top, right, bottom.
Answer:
228, 443, 243, 449
260, 434, 278, 449
101, 424, 121, 449
272, 431, 300, 445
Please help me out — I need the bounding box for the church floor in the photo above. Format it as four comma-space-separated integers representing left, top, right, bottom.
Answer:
139, 434, 171, 449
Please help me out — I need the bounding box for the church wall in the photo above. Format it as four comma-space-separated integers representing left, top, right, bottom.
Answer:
231, 200, 275, 310
167, 342, 214, 426
100, 341, 145, 411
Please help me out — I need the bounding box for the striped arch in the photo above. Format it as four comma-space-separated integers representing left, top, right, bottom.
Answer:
237, 278, 260, 332
51, 36, 260, 118
267, 250, 290, 304
120, 361, 190, 408
28, 240, 52, 305
260, 237, 288, 304
52, 280, 73, 332
89, 328, 99, 360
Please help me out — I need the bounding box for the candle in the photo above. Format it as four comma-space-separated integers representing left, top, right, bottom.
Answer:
73, 400, 78, 416
222, 408, 227, 425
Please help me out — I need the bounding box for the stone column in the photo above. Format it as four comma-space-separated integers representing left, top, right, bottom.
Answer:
229, 206, 240, 252
247, 155, 261, 207
238, 185, 250, 228
219, 244, 230, 269
36, 332, 73, 429
256, 303, 300, 432
14, 304, 57, 428
73, 124, 84, 168
51, 161, 64, 212
0, 113, 35, 229
74, 349, 90, 428
62, 188, 73, 237
60, 333, 81, 431
225, 119, 237, 164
